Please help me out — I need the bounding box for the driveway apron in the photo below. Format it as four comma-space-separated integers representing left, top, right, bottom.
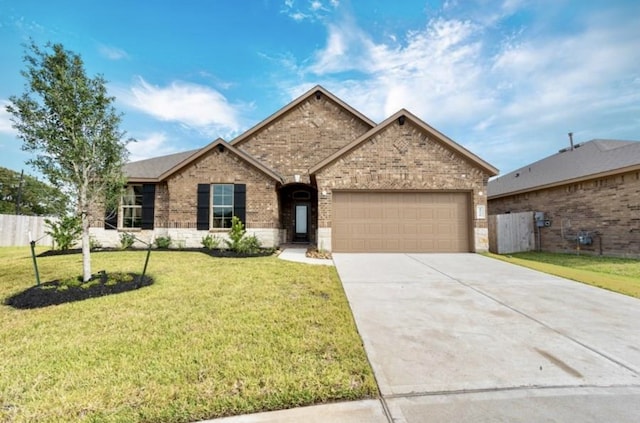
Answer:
333, 253, 640, 422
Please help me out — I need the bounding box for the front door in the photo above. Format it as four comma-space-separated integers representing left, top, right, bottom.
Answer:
294, 203, 309, 242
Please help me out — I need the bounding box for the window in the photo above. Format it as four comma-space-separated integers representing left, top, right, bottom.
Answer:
197, 183, 245, 231
211, 184, 234, 228
121, 185, 143, 228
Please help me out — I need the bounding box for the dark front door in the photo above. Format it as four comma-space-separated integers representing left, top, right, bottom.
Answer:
293, 202, 309, 242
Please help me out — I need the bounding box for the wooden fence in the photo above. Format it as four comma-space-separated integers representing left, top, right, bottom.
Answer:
488, 211, 535, 254
0, 214, 57, 247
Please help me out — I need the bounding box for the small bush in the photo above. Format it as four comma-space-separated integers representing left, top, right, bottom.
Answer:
201, 234, 221, 250
89, 236, 102, 251
45, 215, 82, 250
225, 216, 246, 252
155, 236, 172, 249
236, 235, 262, 254
119, 233, 135, 249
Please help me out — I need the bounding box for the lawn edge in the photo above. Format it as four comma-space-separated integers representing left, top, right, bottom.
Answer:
483, 252, 640, 299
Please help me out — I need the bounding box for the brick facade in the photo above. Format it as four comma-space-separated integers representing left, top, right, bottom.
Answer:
488, 170, 640, 257
314, 119, 492, 251
234, 95, 372, 185
163, 149, 278, 229
90, 86, 497, 251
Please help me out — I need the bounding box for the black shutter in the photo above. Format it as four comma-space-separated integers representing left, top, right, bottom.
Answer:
197, 184, 210, 230
104, 208, 118, 230
233, 184, 246, 225
141, 184, 156, 229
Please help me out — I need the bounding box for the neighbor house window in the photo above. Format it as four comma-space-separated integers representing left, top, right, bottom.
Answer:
121, 185, 143, 228
211, 184, 234, 228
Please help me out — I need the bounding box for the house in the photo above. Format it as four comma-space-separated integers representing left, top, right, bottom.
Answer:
90, 85, 498, 252
488, 139, 640, 258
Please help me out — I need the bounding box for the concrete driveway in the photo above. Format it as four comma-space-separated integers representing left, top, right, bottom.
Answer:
333, 253, 640, 422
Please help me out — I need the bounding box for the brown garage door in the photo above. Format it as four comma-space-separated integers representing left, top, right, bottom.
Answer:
332, 191, 470, 253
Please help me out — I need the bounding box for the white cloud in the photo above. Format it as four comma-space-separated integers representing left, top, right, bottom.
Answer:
120, 77, 242, 137
98, 44, 129, 60
282, 0, 338, 22
127, 132, 179, 162
0, 100, 17, 135
282, 2, 640, 172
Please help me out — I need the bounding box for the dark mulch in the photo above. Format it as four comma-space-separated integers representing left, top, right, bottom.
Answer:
5, 272, 154, 309
38, 248, 275, 258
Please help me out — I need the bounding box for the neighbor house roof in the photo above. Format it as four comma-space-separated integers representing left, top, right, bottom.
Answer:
309, 109, 499, 176
488, 139, 640, 199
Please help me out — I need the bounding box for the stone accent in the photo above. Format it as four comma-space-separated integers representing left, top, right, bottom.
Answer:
88, 227, 281, 249
314, 120, 491, 251
488, 170, 640, 258
235, 95, 372, 185
316, 227, 332, 252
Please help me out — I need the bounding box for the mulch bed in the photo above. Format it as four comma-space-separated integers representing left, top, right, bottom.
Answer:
5, 272, 154, 309
38, 248, 275, 258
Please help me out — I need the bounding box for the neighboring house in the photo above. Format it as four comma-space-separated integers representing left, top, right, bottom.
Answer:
90, 85, 498, 252
488, 139, 640, 258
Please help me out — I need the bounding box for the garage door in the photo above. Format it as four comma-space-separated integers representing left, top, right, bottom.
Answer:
332, 191, 470, 253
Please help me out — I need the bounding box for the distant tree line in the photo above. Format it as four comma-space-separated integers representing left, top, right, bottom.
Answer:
0, 166, 69, 216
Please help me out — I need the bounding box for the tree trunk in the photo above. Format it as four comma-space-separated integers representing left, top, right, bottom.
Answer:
81, 212, 91, 281
80, 187, 92, 282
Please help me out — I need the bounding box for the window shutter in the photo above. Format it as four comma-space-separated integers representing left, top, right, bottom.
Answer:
233, 184, 246, 225
197, 184, 210, 230
141, 184, 156, 229
104, 208, 118, 230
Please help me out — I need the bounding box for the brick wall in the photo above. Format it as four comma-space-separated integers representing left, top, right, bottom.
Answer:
164, 148, 279, 229
235, 95, 371, 184
488, 170, 640, 257
314, 119, 491, 251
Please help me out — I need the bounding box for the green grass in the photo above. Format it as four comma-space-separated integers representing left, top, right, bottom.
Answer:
486, 251, 640, 298
0, 247, 377, 422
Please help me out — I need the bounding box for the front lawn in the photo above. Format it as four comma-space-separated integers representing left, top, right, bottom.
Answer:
487, 252, 640, 298
0, 247, 377, 422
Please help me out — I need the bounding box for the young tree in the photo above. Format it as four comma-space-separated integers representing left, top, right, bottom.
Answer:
7, 41, 131, 281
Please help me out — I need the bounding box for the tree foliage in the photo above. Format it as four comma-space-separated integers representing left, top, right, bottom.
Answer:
6, 41, 131, 281
0, 167, 69, 215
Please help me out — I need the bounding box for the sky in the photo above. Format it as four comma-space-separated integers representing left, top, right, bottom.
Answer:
1, 0, 639, 178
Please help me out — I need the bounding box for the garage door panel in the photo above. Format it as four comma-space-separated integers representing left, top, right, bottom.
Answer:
333, 191, 470, 253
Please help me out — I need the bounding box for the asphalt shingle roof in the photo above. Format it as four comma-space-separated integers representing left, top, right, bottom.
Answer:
124, 149, 200, 180
488, 139, 640, 198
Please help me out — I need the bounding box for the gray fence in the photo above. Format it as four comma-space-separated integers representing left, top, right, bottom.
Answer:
488, 211, 535, 254
0, 214, 57, 247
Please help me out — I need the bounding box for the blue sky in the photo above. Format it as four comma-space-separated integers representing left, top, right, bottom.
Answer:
1, 0, 639, 177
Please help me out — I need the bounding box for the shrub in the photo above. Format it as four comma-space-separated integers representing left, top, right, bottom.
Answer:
225, 216, 246, 252
119, 233, 135, 249
89, 236, 102, 251
155, 236, 172, 249
45, 215, 82, 250
201, 234, 221, 250
236, 235, 262, 254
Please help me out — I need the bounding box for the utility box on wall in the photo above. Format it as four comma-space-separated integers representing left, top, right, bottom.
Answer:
534, 211, 546, 228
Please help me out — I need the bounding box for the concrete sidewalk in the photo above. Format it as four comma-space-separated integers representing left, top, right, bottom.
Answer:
277, 246, 334, 266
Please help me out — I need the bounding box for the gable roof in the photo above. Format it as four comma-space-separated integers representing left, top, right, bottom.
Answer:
124, 149, 200, 182
488, 139, 640, 199
309, 109, 499, 176
229, 85, 376, 147
126, 139, 283, 183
